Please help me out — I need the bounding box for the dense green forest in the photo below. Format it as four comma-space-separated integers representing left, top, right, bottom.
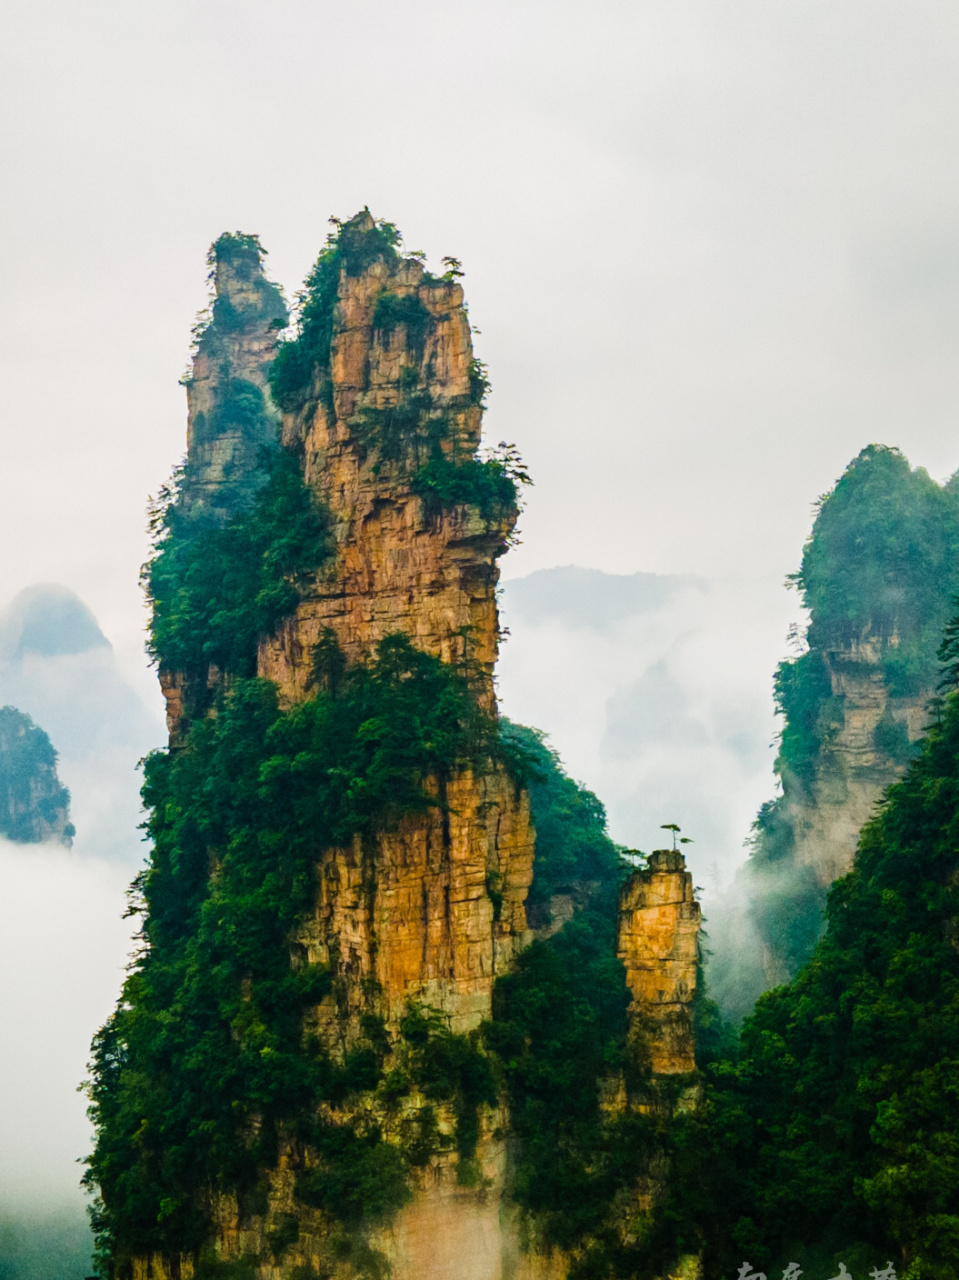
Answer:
87, 635, 510, 1268
84, 637, 639, 1274
678, 616, 959, 1279
747, 445, 959, 977
145, 449, 330, 688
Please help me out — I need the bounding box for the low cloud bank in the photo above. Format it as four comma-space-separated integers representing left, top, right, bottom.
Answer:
0, 841, 135, 1275
0, 586, 165, 866
498, 565, 800, 1020
498, 566, 796, 892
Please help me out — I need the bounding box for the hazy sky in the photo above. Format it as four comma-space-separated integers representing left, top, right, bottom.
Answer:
6, 3, 959, 1230
5, 0, 959, 677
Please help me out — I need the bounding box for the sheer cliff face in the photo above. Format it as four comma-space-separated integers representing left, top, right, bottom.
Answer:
743, 446, 959, 989
749, 630, 930, 990
782, 631, 927, 889
264, 215, 532, 1031
182, 236, 287, 523
134, 216, 701, 1280
169, 213, 533, 1034
618, 850, 700, 1075
264, 223, 500, 702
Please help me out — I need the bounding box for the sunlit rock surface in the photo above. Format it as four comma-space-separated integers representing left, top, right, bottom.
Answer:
137, 214, 701, 1280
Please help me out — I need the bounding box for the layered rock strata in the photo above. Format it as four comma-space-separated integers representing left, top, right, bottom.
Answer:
618, 850, 700, 1076
264, 218, 501, 703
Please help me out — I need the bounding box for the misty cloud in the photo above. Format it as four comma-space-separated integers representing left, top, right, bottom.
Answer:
603, 660, 708, 754
503, 567, 707, 632
0, 841, 134, 1210
498, 566, 796, 891
0, 585, 164, 863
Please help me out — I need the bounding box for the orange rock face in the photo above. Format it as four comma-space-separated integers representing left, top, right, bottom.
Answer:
147, 215, 701, 1279
617, 850, 701, 1075
265, 214, 533, 1027
296, 768, 532, 1034
262, 226, 503, 705
171, 212, 534, 1030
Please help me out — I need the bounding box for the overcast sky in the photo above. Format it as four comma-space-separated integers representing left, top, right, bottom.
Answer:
5, 0, 959, 677
6, 3, 959, 1227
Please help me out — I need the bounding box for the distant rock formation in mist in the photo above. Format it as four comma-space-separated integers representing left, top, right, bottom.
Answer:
0, 582, 109, 662
0, 705, 73, 846
742, 444, 959, 989
0, 583, 164, 859
497, 564, 786, 875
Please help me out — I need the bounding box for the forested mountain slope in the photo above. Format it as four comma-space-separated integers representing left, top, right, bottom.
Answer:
745, 444, 959, 981
683, 626, 959, 1278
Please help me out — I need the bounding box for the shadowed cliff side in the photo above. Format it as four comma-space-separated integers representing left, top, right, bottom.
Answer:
179, 232, 288, 523
739, 444, 959, 991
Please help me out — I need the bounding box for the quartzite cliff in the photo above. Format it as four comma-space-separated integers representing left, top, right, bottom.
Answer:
117, 213, 701, 1280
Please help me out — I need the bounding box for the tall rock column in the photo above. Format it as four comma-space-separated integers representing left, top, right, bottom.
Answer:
242, 211, 536, 1034
159, 233, 289, 737
618, 850, 701, 1075
124, 213, 706, 1280
182, 233, 288, 522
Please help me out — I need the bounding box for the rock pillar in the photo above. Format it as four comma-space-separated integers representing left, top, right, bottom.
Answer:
618, 850, 701, 1075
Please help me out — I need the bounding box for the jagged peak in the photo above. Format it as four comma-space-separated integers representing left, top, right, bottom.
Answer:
0, 583, 109, 663
340, 207, 376, 233
199, 231, 287, 338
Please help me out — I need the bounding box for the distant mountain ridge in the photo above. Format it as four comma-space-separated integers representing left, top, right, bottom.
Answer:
0, 582, 109, 661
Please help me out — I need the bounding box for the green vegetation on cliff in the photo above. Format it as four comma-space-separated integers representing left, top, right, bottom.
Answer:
411, 446, 526, 523
197, 232, 287, 341
487, 729, 697, 1279
486, 914, 655, 1274
500, 720, 622, 919
144, 447, 329, 689
85, 635, 507, 1271
270, 212, 525, 524
682, 637, 959, 1278
797, 445, 959, 651
0, 705, 73, 844
269, 216, 402, 413
778, 443, 959, 783
745, 444, 959, 979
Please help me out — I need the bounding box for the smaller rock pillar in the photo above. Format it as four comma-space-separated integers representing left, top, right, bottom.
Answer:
617, 850, 701, 1075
